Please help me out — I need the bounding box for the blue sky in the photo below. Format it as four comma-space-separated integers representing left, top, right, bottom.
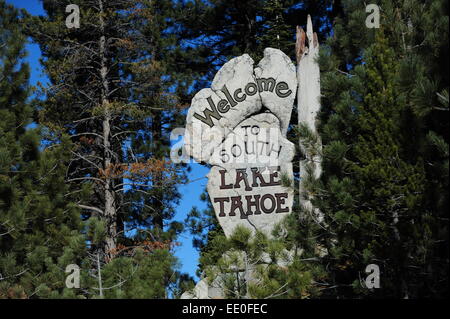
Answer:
6, 0, 207, 281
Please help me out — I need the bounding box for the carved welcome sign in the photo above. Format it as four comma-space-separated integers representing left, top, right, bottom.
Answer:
184, 48, 297, 238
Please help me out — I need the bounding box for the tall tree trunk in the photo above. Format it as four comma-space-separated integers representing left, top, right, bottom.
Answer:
296, 15, 322, 218
152, 110, 163, 231
99, 0, 116, 258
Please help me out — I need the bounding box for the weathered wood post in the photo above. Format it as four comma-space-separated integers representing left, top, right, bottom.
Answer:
296, 15, 322, 218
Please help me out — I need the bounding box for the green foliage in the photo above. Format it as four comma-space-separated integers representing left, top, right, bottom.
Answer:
1, 0, 448, 299
305, 0, 449, 298
22, 0, 196, 298
175, 0, 333, 83
0, 0, 85, 298
80, 248, 179, 299
185, 190, 224, 277
2, 0, 199, 299
196, 222, 324, 299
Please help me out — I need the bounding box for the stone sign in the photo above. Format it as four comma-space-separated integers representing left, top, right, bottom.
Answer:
207, 112, 294, 237
181, 18, 322, 300
184, 48, 297, 238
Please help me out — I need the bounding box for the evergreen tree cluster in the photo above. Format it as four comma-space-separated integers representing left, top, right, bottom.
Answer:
186, 0, 448, 299
309, 0, 449, 298
0, 0, 448, 299
0, 0, 84, 298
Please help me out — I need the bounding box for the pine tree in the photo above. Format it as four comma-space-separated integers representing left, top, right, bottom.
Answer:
0, 0, 85, 298
299, 0, 449, 298
320, 30, 427, 297
176, 0, 332, 83
26, 0, 193, 298
185, 191, 223, 277
121, 0, 187, 240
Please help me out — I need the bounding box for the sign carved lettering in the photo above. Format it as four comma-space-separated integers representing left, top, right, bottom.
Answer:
184, 48, 297, 237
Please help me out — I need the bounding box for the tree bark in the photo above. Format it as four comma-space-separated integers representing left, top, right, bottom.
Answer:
296, 15, 322, 219
99, 0, 117, 258
152, 110, 163, 231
